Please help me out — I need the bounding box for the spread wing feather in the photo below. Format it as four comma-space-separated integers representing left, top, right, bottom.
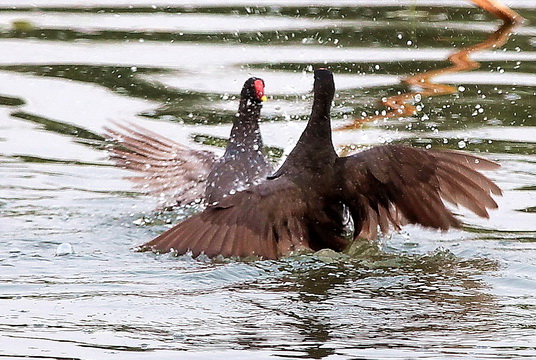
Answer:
337, 145, 501, 240
103, 122, 217, 207
138, 179, 314, 259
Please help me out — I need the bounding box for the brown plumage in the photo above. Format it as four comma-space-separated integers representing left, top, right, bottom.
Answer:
103, 77, 272, 209
140, 69, 501, 259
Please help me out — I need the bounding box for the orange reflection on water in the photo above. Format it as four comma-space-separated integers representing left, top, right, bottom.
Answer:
471, 0, 523, 23
336, 0, 523, 134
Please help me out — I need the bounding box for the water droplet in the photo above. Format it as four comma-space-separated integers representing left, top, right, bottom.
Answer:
457, 140, 466, 149
55, 243, 74, 256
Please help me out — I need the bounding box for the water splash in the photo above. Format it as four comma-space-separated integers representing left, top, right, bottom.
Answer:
335, 0, 523, 139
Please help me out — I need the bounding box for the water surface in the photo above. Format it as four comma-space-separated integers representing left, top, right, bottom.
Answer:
1, 1, 535, 359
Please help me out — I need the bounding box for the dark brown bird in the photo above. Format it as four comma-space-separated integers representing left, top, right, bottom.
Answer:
140, 69, 502, 259
103, 77, 272, 209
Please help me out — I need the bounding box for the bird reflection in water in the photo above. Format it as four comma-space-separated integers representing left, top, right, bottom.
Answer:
227, 251, 499, 358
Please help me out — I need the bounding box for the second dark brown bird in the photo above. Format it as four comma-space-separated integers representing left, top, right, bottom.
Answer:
139, 69, 502, 259
104, 77, 272, 209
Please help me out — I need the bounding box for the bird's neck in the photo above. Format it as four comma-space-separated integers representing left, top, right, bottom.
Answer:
299, 96, 334, 145
226, 99, 263, 153
273, 94, 337, 178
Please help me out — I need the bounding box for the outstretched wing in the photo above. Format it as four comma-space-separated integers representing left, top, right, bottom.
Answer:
103, 122, 217, 208
336, 145, 502, 240
138, 178, 320, 260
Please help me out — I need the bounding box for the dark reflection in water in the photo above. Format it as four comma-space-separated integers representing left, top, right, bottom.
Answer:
199, 249, 501, 358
